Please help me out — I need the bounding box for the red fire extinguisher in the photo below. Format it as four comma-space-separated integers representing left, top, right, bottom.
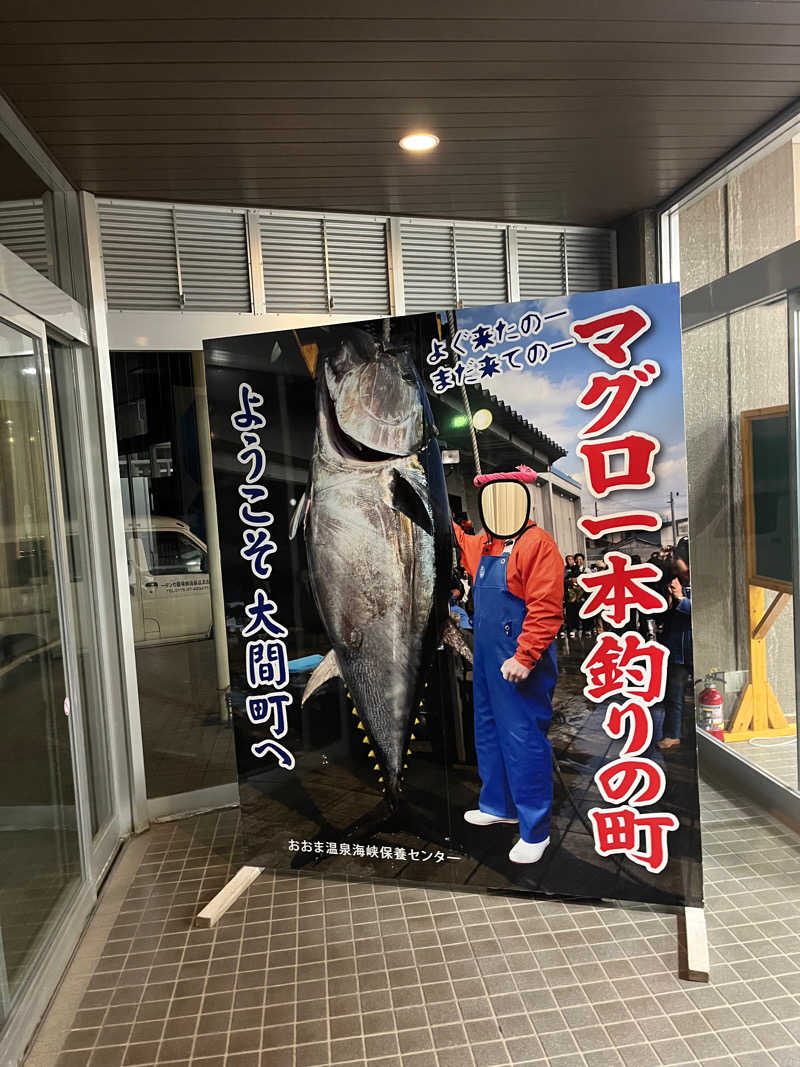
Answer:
698, 682, 725, 740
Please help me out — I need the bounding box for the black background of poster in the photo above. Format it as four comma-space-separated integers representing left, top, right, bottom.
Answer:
203, 310, 703, 909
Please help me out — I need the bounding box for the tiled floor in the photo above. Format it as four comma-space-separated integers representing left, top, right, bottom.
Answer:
30, 778, 800, 1067
728, 735, 799, 793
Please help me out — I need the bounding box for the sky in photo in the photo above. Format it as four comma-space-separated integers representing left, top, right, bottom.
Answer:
454, 283, 687, 523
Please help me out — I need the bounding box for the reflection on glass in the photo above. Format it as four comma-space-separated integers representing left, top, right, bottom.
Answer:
111, 352, 233, 798
683, 303, 798, 793
0, 326, 81, 1014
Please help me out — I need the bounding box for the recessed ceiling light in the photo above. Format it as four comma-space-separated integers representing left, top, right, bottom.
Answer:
399, 132, 440, 153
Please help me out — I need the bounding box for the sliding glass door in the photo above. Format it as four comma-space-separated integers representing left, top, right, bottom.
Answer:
0, 295, 126, 1063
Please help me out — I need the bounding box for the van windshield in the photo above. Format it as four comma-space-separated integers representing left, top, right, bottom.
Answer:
138, 530, 206, 575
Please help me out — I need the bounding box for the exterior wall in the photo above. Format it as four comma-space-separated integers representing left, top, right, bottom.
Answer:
728, 141, 797, 271
550, 489, 582, 558
728, 302, 795, 719
678, 188, 727, 294
682, 319, 739, 699
676, 139, 799, 729
615, 209, 658, 289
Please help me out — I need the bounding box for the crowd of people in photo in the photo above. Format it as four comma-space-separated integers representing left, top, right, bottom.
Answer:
562, 539, 693, 750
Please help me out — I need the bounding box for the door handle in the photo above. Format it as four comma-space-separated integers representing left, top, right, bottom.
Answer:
144, 581, 158, 589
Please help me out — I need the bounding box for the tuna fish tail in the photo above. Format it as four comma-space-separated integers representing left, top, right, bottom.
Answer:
383, 769, 403, 811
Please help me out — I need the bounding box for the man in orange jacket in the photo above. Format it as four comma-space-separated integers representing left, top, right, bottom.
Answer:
454, 466, 564, 863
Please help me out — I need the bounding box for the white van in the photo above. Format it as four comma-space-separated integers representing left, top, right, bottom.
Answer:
125, 517, 212, 646
0, 516, 212, 665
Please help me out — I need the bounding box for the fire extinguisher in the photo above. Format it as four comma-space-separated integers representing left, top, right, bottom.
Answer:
698, 680, 725, 740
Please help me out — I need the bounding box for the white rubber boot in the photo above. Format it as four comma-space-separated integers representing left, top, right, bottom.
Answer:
463, 810, 518, 827
508, 836, 550, 864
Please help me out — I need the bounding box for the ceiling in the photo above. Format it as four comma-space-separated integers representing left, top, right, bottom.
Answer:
2, 1, 800, 227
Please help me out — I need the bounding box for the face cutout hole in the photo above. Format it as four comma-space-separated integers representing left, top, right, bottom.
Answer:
479, 481, 531, 540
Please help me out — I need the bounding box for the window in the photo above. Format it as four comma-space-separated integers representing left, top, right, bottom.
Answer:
140, 530, 205, 575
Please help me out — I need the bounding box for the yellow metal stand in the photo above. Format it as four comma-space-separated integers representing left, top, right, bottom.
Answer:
724, 585, 796, 742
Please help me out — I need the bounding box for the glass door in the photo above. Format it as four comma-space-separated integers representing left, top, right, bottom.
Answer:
50, 341, 122, 881
0, 303, 94, 1049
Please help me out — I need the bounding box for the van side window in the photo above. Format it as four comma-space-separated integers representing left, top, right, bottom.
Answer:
141, 531, 205, 575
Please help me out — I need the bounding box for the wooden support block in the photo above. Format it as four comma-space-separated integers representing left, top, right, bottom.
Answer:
679, 907, 710, 983
725, 725, 796, 742
195, 865, 264, 928
725, 585, 794, 741
752, 591, 791, 640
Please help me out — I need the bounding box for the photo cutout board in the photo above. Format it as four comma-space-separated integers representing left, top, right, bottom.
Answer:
203, 283, 703, 908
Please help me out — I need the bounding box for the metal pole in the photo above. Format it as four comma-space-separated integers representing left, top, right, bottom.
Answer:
192, 351, 231, 724
669, 491, 677, 543
445, 309, 481, 476
786, 290, 800, 791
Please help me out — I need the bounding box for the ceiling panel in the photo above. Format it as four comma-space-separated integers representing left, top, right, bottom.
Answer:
2, 1, 800, 226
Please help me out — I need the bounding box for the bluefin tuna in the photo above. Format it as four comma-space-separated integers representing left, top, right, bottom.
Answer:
302, 328, 452, 805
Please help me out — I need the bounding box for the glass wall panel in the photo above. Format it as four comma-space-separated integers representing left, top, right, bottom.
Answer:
111, 352, 235, 799
0, 323, 82, 1015
683, 302, 798, 792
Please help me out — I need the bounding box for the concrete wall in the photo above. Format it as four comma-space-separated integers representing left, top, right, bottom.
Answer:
616, 209, 658, 289
681, 318, 738, 698
678, 187, 727, 294
728, 142, 798, 271
728, 302, 795, 718
678, 141, 797, 725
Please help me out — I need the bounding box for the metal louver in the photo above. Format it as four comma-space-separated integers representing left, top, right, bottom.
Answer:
99, 203, 180, 310
96, 196, 616, 317
517, 229, 565, 297
326, 219, 389, 316
400, 222, 456, 313
0, 199, 51, 279
261, 214, 327, 314
454, 226, 508, 307
566, 231, 615, 292
174, 209, 251, 311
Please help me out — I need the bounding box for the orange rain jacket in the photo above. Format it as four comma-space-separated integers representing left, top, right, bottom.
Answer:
454, 521, 564, 670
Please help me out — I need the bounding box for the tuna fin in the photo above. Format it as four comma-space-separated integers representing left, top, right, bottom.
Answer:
289, 491, 308, 540
391, 470, 433, 535
301, 649, 340, 705
442, 618, 473, 664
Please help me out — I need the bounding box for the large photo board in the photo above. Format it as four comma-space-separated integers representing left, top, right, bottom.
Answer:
203, 283, 702, 908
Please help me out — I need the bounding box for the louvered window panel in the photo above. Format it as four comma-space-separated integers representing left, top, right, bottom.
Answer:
174, 209, 251, 311
401, 223, 457, 313
261, 215, 327, 313
566, 231, 615, 293
454, 227, 507, 307
326, 219, 389, 316
99, 203, 180, 310
0, 200, 51, 279
516, 229, 565, 297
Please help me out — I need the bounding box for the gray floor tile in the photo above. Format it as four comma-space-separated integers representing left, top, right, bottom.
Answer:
26, 785, 800, 1067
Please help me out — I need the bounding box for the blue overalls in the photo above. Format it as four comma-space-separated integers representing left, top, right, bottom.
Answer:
472, 539, 558, 844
